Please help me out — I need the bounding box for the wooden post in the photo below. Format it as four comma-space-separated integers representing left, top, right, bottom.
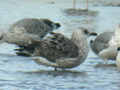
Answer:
86, 0, 88, 10
73, 0, 76, 9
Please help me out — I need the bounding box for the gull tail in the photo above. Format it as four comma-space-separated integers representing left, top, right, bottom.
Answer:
32, 57, 59, 68
32, 57, 80, 69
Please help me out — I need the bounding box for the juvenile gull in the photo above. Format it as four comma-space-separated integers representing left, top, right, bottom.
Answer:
28, 29, 97, 70
0, 18, 61, 49
9, 18, 61, 39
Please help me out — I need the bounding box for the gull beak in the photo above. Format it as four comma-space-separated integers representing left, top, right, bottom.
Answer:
89, 32, 98, 36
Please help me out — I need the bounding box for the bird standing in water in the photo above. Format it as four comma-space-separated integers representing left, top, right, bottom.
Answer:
0, 18, 61, 54
27, 29, 97, 71
90, 25, 120, 63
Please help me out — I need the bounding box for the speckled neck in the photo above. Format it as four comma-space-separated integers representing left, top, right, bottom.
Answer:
71, 30, 89, 63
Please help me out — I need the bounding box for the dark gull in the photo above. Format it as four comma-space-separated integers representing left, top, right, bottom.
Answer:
27, 29, 97, 70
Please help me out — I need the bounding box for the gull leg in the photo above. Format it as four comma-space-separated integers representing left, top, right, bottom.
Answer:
104, 59, 108, 64
54, 67, 58, 71
61, 68, 66, 71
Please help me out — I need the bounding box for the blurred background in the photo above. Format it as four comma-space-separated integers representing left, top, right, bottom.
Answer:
0, 0, 120, 90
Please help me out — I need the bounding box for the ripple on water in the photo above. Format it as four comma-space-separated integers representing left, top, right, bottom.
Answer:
0, 0, 120, 90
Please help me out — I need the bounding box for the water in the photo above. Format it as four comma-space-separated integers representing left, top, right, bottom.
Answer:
0, 0, 120, 90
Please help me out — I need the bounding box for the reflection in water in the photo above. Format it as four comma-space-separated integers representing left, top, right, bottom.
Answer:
94, 63, 116, 70
20, 70, 88, 77
95, 63, 116, 68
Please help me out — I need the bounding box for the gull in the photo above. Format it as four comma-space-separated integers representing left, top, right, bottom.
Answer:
90, 25, 120, 63
29, 29, 97, 71
9, 18, 61, 39
0, 18, 61, 51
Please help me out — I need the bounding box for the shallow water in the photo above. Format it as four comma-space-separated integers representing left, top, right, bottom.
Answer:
0, 0, 120, 90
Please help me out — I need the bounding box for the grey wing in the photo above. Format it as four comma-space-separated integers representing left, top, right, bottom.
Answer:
90, 32, 113, 54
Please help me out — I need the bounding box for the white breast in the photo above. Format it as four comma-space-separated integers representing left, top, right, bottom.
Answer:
109, 25, 120, 47
116, 51, 120, 69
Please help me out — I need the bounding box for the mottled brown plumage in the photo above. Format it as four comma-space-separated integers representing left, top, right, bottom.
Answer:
9, 18, 61, 39
32, 32, 79, 62
17, 32, 79, 62
0, 18, 61, 50
16, 29, 97, 70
